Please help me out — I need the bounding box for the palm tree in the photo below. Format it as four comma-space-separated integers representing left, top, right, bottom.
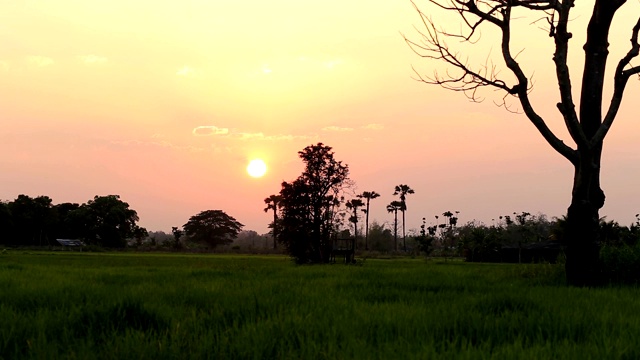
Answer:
357, 191, 380, 250
263, 195, 282, 249
346, 198, 365, 247
393, 184, 415, 251
387, 201, 404, 251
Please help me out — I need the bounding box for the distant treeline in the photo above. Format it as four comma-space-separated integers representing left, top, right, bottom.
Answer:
413, 211, 640, 263
0, 194, 146, 248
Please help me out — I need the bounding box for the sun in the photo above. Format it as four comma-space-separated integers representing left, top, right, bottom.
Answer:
247, 159, 267, 178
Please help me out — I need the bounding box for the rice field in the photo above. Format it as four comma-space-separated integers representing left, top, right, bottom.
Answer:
1, 251, 639, 359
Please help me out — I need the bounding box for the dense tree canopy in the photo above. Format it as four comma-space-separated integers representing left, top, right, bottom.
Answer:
74, 195, 144, 248
6, 195, 55, 246
0, 194, 144, 248
183, 210, 244, 248
276, 143, 350, 263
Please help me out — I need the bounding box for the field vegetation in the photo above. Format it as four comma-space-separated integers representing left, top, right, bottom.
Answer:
1, 252, 640, 359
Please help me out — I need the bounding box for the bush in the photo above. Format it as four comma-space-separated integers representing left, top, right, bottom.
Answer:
600, 243, 640, 285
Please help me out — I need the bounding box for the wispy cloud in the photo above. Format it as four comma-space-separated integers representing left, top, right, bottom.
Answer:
362, 123, 384, 130
322, 126, 354, 132
265, 134, 317, 141
324, 59, 343, 69
212, 146, 233, 154
79, 54, 108, 65
110, 139, 205, 153
0, 61, 8, 72
236, 133, 320, 141
177, 66, 195, 77
26, 56, 54, 67
192, 124, 317, 142
231, 132, 266, 140
192, 126, 229, 136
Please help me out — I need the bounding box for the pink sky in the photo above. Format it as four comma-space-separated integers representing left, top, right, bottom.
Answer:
1, 1, 640, 234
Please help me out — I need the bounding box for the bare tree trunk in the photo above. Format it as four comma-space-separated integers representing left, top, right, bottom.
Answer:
394, 211, 398, 251
272, 209, 277, 249
365, 202, 370, 250
354, 218, 358, 249
562, 0, 617, 286
564, 153, 605, 286
402, 210, 406, 252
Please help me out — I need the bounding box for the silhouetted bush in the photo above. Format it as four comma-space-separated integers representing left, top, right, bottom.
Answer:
600, 243, 640, 285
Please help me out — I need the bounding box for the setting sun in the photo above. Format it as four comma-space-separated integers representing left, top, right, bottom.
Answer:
247, 159, 267, 178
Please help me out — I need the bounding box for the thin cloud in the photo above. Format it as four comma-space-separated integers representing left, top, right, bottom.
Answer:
362, 123, 384, 130
322, 126, 354, 132
26, 56, 54, 67
264, 134, 317, 141
177, 66, 195, 76
192, 126, 229, 136
231, 132, 265, 140
193, 125, 316, 142
79, 55, 108, 65
110, 139, 205, 153
0, 61, 8, 72
212, 146, 233, 154
324, 59, 343, 69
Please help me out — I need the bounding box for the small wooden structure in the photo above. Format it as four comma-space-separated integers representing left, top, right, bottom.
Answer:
56, 239, 84, 251
330, 238, 355, 264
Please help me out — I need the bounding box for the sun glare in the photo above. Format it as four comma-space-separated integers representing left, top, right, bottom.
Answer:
247, 159, 267, 178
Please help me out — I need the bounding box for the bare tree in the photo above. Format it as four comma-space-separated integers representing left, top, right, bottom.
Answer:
357, 191, 381, 250
405, 0, 640, 286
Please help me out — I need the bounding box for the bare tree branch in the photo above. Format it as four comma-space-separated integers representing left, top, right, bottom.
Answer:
498, 3, 578, 163
403, 10, 514, 95
552, 0, 588, 149
593, 17, 640, 145
406, 0, 579, 163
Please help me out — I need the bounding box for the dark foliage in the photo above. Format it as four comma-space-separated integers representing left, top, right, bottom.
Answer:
0, 194, 144, 248
276, 143, 350, 264
73, 195, 143, 248
183, 210, 243, 248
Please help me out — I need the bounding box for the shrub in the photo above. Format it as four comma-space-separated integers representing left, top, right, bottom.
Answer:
600, 243, 640, 285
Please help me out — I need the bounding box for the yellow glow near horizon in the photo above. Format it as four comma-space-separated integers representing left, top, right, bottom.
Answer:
247, 159, 267, 178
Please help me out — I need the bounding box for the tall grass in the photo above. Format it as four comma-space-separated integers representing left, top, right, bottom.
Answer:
1, 252, 639, 359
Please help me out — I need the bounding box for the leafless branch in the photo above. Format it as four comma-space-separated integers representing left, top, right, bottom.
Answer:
403, 10, 515, 97
551, 0, 588, 148
594, 17, 640, 146
406, 0, 578, 163
498, 2, 578, 163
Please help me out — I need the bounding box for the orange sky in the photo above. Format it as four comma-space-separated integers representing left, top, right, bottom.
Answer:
1, 1, 640, 234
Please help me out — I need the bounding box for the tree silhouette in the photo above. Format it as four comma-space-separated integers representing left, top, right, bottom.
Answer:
74, 195, 143, 248
357, 191, 381, 250
393, 184, 415, 251
183, 210, 243, 248
171, 226, 183, 249
405, 0, 640, 285
277, 143, 350, 263
263, 194, 282, 249
7, 195, 55, 246
345, 198, 365, 246
387, 200, 404, 251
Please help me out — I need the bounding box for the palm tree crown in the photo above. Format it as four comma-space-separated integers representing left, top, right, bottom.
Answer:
357, 191, 381, 250
393, 184, 415, 251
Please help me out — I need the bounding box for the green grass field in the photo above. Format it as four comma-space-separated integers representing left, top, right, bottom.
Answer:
1, 251, 639, 359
